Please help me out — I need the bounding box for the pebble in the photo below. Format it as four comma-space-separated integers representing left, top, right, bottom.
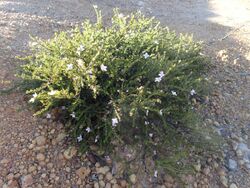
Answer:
105, 183, 111, 188
76, 167, 91, 179
105, 172, 113, 181
220, 176, 228, 187
229, 183, 238, 188
35, 135, 46, 146
228, 159, 237, 171
21, 174, 33, 187
119, 180, 127, 187
0, 158, 10, 164
129, 174, 137, 184
55, 133, 66, 143
28, 165, 36, 173
97, 166, 110, 175
194, 163, 201, 172
203, 167, 210, 175
99, 180, 106, 188
36, 153, 45, 161
63, 146, 77, 160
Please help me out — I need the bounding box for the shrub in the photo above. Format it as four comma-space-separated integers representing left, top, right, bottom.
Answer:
19, 8, 214, 175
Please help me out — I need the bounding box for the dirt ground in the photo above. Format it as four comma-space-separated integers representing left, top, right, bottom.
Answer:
0, 0, 250, 187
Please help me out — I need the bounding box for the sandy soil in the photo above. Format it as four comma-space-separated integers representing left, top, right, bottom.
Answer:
0, 0, 249, 187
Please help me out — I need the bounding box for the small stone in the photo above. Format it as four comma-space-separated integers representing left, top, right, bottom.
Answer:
65, 167, 71, 172
220, 176, 228, 187
105, 183, 111, 188
203, 167, 210, 175
56, 133, 66, 143
229, 183, 238, 188
228, 159, 237, 171
110, 179, 117, 184
0, 158, 10, 164
105, 172, 113, 181
7, 180, 19, 188
28, 166, 36, 173
94, 182, 100, 188
238, 160, 245, 166
7, 173, 14, 180
213, 161, 219, 169
129, 174, 137, 184
164, 175, 174, 184
21, 174, 33, 187
63, 146, 77, 160
47, 163, 53, 169
76, 167, 91, 180
99, 180, 105, 188
245, 163, 250, 169
112, 184, 120, 188
41, 174, 46, 178
218, 168, 226, 176
35, 136, 46, 146
36, 153, 45, 161
236, 149, 243, 157
194, 163, 201, 172
97, 166, 110, 175
120, 180, 127, 187
28, 144, 35, 149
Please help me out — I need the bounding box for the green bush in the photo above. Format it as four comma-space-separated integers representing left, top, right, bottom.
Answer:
19, 8, 212, 174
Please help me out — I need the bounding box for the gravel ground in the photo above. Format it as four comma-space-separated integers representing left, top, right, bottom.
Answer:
0, 0, 250, 187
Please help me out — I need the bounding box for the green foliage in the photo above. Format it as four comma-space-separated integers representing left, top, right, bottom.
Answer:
19, 8, 214, 175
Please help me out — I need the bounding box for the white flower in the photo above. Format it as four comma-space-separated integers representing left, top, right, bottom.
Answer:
95, 135, 99, 143
118, 13, 124, 18
100, 64, 107, 72
48, 90, 57, 95
70, 112, 76, 118
67, 63, 73, 70
105, 155, 111, 160
29, 98, 35, 103
171, 91, 177, 96
112, 118, 118, 127
158, 71, 165, 78
155, 71, 165, 83
76, 59, 84, 67
77, 135, 83, 142
145, 121, 149, 125
155, 77, 162, 83
159, 109, 163, 116
86, 127, 91, 133
46, 113, 51, 119
29, 41, 38, 47
93, 5, 98, 9
143, 52, 150, 59
146, 110, 149, 116
76, 44, 85, 55
154, 170, 158, 177
190, 89, 196, 96
154, 40, 159, 45
153, 150, 157, 155
149, 133, 153, 137
29, 93, 38, 103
